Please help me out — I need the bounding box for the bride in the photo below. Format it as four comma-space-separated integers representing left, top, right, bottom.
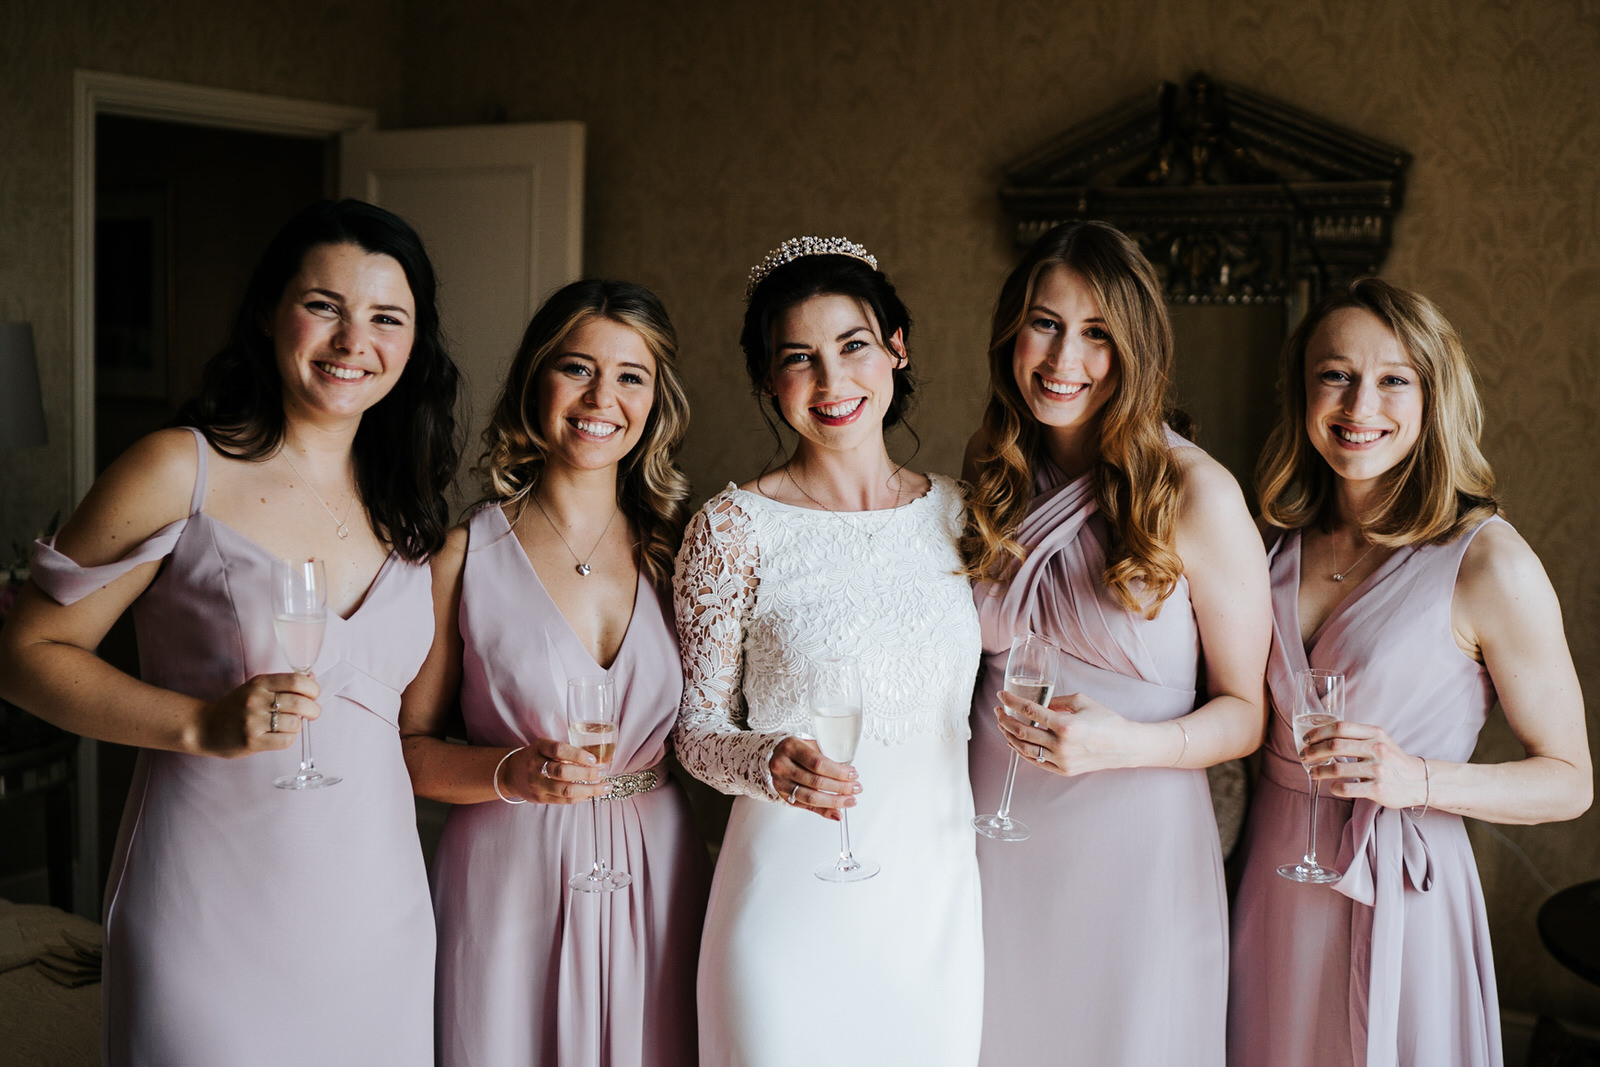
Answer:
672, 237, 984, 1066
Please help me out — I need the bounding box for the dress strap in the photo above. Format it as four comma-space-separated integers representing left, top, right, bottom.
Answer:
181, 426, 209, 517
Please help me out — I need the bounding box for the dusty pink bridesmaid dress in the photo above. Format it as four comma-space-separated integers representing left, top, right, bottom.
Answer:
31, 428, 435, 1067
1227, 522, 1503, 1067
970, 440, 1229, 1067
429, 505, 708, 1067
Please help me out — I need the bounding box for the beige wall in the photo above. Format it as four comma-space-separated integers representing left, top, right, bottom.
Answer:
3, 0, 1597, 1028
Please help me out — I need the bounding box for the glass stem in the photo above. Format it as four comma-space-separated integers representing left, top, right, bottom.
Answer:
297, 668, 316, 774
996, 750, 1022, 821
1303, 769, 1322, 866
589, 796, 605, 877
837, 807, 855, 866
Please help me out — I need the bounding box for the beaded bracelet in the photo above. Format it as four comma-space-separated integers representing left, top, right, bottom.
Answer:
1171, 720, 1190, 767
494, 745, 529, 804
1408, 757, 1430, 818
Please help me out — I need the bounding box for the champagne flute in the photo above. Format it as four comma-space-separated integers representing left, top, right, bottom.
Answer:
271, 558, 340, 790
810, 656, 879, 883
567, 676, 629, 893
972, 633, 1055, 841
1277, 668, 1344, 884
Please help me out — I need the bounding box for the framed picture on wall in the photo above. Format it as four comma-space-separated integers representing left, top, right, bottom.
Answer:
95, 186, 172, 400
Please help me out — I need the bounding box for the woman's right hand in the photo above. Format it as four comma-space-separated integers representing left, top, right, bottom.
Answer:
196, 672, 321, 758
496, 738, 608, 804
770, 736, 860, 821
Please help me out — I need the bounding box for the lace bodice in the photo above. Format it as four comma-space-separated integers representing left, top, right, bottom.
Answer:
672, 474, 982, 800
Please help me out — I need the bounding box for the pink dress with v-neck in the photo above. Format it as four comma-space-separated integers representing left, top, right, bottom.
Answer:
430, 504, 708, 1067
29, 427, 435, 1067
1227, 523, 1503, 1067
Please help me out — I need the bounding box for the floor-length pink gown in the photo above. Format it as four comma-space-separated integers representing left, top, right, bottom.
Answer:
430, 505, 708, 1067
30, 428, 435, 1067
970, 443, 1228, 1067
1228, 523, 1503, 1067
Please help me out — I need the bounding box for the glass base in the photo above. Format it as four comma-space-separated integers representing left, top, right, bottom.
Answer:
1277, 860, 1341, 884
274, 770, 342, 790
815, 856, 880, 883
570, 867, 632, 893
972, 813, 1031, 841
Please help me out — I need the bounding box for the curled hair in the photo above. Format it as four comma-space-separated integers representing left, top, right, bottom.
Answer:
1257, 277, 1498, 544
173, 199, 460, 562
961, 221, 1187, 618
739, 252, 918, 444
478, 280, 690, 588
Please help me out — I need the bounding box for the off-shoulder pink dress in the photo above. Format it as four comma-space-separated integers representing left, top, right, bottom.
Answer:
969, 444, 1229, 1067
30, 428, 434, 1067
430, 505, 708, 1067
1227, 523, 1503, 1067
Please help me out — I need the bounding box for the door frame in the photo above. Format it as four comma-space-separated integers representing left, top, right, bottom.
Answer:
69, 71, 375, 915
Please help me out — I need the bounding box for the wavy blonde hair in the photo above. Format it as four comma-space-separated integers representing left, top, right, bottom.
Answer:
1257, 277, 1497, 544
478, 280, 691, 588
962, 221, 1187, 618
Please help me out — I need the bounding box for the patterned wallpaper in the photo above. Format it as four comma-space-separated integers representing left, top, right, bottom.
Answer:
2, 0, 1597, 1028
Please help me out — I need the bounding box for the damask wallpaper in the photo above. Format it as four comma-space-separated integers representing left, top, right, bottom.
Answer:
3, 0, 1598, 1030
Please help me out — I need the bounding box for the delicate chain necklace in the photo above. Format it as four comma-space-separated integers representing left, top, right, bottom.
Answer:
278, 448, 355, 540
784, 466, 905, 543
531, 494, 618, 577
1329, 534, 1376, 583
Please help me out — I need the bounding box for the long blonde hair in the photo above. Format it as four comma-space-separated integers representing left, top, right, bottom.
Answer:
1257, 277, 1497, 544
962, 221, 1187, 618
479, 280, 691, 587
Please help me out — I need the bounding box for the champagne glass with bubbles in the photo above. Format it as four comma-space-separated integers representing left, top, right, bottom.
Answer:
568, 676, 629, 893
810, 655, 879, 883
1277, 668, 1344, 884
272, 557, 340, 789
972, 633, 1055, 841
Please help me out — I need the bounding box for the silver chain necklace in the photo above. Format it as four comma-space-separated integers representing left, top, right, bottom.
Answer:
278, 448, 355, 540
531, 494, 618, 577
784, 466, 904, 542
1329, 535, 1376, 582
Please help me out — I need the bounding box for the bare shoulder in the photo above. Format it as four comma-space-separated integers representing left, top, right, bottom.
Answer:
1457, 519, 1551, 607
1172, 445, 1250, 531
53, 427, 201, 565
430, 523, 471, 582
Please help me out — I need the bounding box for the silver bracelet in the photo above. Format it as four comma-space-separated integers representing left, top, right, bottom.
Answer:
494, 746, 529, 804
1408, 757, 1430, 818
1171, 719, 1190, 767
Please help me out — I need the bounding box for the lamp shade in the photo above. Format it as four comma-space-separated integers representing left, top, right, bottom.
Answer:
0, 322, 46, 449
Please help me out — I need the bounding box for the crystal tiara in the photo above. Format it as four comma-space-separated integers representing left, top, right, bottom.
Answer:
745, 236, 879, 299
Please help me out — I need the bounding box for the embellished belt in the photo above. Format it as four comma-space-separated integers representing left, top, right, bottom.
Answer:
603, 763, 667, 802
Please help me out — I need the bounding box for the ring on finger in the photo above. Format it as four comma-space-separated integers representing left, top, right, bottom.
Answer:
540, 759, 551, 779
268, 695, 281, 733
787, 783, 801, 805
1035, 744, 1046, 764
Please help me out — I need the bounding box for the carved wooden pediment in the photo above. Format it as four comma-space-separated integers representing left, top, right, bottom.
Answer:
1000, 74, 1410, 305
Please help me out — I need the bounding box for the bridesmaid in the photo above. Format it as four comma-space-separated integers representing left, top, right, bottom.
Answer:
399, 280, 709, 1067
1227, 279, 1591, 1067
0, 199, 458, 1065
962, 220, 1271, 1066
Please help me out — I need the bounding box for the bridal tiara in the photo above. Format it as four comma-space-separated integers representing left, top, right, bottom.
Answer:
745, 236, 879, 299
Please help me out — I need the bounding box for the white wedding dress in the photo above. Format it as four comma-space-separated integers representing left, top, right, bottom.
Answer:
673, 475, 984, 1067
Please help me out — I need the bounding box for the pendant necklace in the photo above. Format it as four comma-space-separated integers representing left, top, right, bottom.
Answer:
785, 466, 904, 543
279, 448, 355, 540
531, 494, 617, 577
1329, 535, 1375, 583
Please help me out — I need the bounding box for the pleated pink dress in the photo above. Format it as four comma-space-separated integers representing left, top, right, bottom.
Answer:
970, 442, 1229, 1067
430, 505, 709, 1067
1227, 522, 1503, 1067
30, 427, 435, 1067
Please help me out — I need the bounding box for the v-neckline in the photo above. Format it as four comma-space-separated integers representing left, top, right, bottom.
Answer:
492, 506, 642, 672
1292, 529, 1408, 653
200, 512, 399, 623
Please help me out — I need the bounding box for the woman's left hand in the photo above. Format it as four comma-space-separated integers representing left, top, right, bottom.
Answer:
995, 690, 1140, 777
1303, 720, 1429, 810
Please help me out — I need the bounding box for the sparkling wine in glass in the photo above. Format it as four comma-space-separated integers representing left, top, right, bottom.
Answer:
272, 558, 340, 790
810, 656, 878, 883
972, 633, 1055, 841
568, 676, 629, 893
1277, 668, 1344, 884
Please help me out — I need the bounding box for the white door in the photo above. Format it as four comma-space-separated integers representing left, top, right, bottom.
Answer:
341, 122, 585, 505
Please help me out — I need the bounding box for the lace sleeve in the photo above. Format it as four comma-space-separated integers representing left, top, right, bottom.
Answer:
671, 493, 789, 801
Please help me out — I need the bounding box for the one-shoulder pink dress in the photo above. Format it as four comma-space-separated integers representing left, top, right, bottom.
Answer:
969, 443, 1229, 1067
430, 505, 708, 1067
1227, 522, 1503, 1067
30, 428, 435, 1067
